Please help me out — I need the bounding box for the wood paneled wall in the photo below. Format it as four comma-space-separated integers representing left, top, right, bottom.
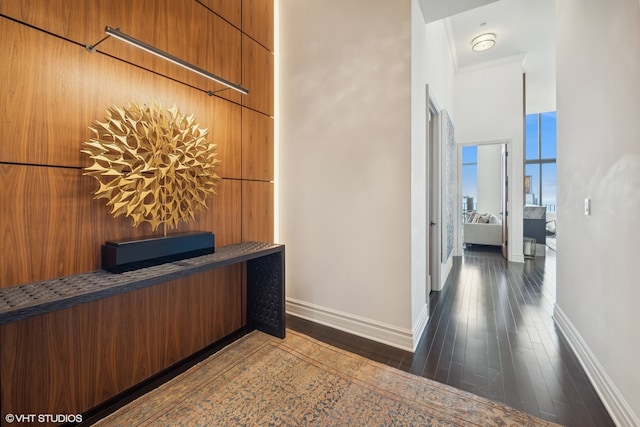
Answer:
1, 266, 243, 419
0, 0, 275, 288
0, 1, 273, 424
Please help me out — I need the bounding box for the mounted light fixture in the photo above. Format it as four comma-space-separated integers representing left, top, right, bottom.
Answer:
471, 33, 496, 52
86, 26, 249, 95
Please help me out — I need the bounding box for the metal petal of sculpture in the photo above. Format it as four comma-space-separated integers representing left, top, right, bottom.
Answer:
82, 101, 221, 232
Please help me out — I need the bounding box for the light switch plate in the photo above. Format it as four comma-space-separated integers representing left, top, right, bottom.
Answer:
584, 198, 591, 215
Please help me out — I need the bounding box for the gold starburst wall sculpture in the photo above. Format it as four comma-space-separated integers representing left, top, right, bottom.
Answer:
82, 101, 221, 233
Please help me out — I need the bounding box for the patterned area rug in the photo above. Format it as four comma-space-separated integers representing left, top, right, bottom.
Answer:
95, 330, 561, 426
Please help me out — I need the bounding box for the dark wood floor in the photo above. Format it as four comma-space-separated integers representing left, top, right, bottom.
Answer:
287, 244, 615, 427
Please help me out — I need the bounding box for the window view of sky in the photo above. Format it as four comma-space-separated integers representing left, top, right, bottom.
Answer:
461, 145, 477, 211
526, 112, 557, 210
462, 112, 557, 213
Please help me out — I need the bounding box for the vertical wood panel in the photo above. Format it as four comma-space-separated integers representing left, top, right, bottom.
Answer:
0, 18, 242, 175
0, 164, 89, 286
243, 0, 274, 51
0, 0, 242, 94
211, 98, 242, 180
242, 35, 274, 116
0, 164, 241, 287
242, 108, 274, 181
242, 181, 274, 243
199, 0, 242, 29
0, 266, 241, 420
0, 19, 86, 167
183, 178, 242, 247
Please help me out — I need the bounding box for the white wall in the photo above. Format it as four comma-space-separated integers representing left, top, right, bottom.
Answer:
455, 58, 525, 262
410, 0, 429, 338
555, 0, 640, 424
279, 0, 416, 350
423, 16, 459, 265
524, 0, 557, 114
425, 20, 456, 119
477, 144, 503, 214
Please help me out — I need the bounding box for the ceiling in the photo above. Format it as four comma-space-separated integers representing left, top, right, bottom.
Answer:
418, 0, 556, 112
418, 0, 498, 24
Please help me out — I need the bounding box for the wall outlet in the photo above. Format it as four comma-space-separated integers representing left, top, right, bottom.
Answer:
584, 198, 591, 216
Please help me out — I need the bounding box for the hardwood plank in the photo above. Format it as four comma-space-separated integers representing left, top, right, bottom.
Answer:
288, 249, 616, 427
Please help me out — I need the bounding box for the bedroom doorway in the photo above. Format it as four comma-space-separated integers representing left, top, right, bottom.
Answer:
460, 141, 509, 260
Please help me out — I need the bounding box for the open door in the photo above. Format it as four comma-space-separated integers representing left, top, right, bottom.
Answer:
501, 144, 509, 259
427, 90, 441, 294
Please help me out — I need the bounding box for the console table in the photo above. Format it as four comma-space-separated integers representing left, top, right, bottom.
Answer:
0, 241, 285, 336
0, 241, 285, 425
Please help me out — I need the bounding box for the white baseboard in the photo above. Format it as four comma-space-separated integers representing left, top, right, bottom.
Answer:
286, 298, 424, 352
554, 305, 639, 427
440, 257, 453, 291
510, 253, 525, 263
412, 303, 430, 349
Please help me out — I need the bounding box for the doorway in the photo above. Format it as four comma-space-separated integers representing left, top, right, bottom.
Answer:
427, 94, 441, 294
460, 141, 509, 260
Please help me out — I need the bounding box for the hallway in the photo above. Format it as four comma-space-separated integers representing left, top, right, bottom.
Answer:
288, 248, 614, 426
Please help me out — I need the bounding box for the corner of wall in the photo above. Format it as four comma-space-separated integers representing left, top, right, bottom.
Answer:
412, 303, 430, 351
286, 298, 416, 352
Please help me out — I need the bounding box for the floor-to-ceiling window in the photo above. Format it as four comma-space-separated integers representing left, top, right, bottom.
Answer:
525, 112, 557, 212
461, 145, 477, 221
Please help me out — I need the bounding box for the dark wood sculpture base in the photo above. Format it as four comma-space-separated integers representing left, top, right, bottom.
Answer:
101, 231, 215, 273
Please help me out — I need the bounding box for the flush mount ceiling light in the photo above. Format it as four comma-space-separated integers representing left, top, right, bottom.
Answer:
471, 33, 496, 52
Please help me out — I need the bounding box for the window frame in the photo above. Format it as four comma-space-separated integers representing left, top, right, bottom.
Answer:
525, 112, 556, 211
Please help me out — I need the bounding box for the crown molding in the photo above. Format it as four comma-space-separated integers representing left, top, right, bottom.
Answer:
456, 53, 527, 75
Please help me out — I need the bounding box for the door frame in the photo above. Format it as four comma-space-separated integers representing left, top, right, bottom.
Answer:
457, 139, 512, 261
501, 144, 509, 259
426, 91, 442, 293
